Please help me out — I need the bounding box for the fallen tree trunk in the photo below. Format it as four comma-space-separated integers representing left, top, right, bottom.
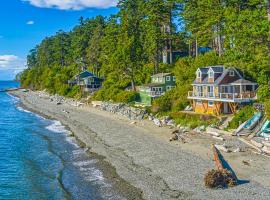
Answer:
204, 145, 237, 188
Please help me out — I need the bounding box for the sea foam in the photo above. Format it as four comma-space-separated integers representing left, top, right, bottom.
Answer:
17, 106, 31, 113
46, 120, 68, 133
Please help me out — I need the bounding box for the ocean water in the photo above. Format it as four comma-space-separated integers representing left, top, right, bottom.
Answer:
0, 81, 124, 200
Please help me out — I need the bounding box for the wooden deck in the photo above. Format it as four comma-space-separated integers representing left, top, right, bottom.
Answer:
188, 91, 257, 103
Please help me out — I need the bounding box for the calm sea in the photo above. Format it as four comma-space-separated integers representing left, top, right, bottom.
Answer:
0, 81, 124, 200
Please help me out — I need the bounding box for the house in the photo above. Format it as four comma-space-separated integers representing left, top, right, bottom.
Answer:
187, 66, 258, 115
68, 70, 103, 92
138, 73, 176, 106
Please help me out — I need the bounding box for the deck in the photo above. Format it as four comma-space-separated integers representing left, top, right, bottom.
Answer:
188, 91, 257, 103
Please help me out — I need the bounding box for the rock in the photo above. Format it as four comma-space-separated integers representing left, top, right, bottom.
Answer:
262, 141, 270, 147
169, 133, 178, 142
233, 147, 241, 153
153, 118, 162, 127
262, 146, 270, 155
242, 160, 250, 166
99, 101, 147, 121
148, 116, 154, 121
166, 119, 175, 127
183, 127, 191, 133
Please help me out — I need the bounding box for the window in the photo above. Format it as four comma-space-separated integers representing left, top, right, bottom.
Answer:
166, 76, 171, 81
208, 101, 214, 107
166, 86, 172, 91
197, 71, 201, 78
208, 71, 214, 79
208, 86, 214, 97
229, 70, 235, 76
173, 76, 176, 81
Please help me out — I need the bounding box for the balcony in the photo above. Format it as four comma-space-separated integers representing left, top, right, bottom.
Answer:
188, 91, 257, 102
149, 91, 165, 97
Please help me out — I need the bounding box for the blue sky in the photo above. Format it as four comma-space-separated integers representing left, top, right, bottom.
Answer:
0, 0, 118, 80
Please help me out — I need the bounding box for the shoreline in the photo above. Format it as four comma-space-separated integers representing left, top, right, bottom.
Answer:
11, 90, 270, 200
13, 93, 143, 200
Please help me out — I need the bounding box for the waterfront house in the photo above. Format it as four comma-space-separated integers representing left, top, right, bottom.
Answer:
68, 70, 103, 92
187, 66, 258, 115
138, 73, 176, 106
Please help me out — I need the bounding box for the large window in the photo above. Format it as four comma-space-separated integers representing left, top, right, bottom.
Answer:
208, 86, 214, 97
166, 76, 171, 81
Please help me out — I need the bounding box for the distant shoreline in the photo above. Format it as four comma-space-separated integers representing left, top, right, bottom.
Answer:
10, 89, 270, 200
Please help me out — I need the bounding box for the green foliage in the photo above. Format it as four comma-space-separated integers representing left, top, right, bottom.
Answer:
19, 0, 269, 128
93, 86, 138, 104
265, 100, 270, 119
170, 112, 218, 129
228, 106, 256, 129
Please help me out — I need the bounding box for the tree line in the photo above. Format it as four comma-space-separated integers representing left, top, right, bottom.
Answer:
20, 0, 269, 110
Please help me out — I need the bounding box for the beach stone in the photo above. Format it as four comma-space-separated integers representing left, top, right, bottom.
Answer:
99, 101, 147, 120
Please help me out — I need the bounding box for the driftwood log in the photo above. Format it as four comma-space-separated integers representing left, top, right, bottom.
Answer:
204, 145, 237, 188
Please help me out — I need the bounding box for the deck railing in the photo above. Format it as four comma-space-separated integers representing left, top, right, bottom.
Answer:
188, 91, 257, 101
149, 91, 165, 97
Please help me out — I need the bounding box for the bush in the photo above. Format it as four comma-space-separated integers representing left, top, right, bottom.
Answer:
228, 105, 255, 129
93, 84, 138, 104
169, 112, 218, 129
265, 100, 270, 118
115, 91, 139, 103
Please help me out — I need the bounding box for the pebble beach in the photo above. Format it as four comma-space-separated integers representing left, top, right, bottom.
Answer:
11, 89, 270, 200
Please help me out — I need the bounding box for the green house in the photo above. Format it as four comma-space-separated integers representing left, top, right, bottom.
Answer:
138, 73, 176, 106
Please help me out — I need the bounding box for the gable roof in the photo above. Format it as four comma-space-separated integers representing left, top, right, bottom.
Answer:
210, 66, 224, 73
77, 70, 95, 79
193, 66, 246, 85
230, 79, 257, 85
151, 73, 173, 78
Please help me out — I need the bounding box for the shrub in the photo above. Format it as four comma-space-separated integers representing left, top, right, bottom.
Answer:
265, 100, 270, 118
228, 105, 255, 129
169, 112, 218, 129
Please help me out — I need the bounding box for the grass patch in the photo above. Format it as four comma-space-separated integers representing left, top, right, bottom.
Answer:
228, 105, 255, 129
169, 112, 219, 129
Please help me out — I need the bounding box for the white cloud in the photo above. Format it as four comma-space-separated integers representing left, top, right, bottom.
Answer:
0, 55, 26, 72
22, 0, 118, 10
26, 20, 35, 25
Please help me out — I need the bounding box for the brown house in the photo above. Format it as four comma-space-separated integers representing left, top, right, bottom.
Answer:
187, 66, 258, 115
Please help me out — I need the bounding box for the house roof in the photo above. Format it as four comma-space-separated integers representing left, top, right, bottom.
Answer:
151, 73, 172, 78
230, 79, 257, 85
77, 70, 95, 79
142, 83, 164, 88
198, 68, 209, 74
193, 67, 248, 85
197, 65, 224, 74
210, 66, 225, 73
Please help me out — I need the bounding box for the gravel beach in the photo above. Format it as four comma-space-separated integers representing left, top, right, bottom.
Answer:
11, 90, 270, 200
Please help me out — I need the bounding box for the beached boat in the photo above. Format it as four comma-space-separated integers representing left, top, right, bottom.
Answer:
243, 112, 263, 130
258, 120, 270, 138
235, 121, 247, 134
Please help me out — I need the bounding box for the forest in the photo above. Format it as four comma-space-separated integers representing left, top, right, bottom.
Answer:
20, 0, 269, 117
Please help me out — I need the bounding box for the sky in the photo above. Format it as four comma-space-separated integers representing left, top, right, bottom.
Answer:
0, 0, 119, 80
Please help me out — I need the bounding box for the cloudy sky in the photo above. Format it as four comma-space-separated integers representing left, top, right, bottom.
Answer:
0, 0, 118, 80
